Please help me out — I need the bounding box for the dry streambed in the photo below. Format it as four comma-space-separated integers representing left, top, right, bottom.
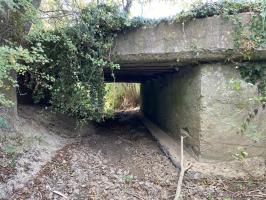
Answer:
0, 106, 265, 200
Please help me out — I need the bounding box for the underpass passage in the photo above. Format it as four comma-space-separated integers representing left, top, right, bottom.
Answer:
141, 64, 266, 161
104, 63, 179, 82
104, 12, 266, 161
105, 63, 266, 161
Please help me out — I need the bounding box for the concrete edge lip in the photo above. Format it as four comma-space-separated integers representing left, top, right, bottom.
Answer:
140, 115, 266, 179
112, 50, 266, 67
112, 12, 266, 69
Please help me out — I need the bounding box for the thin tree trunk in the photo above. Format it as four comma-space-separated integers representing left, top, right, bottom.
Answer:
123, 0, 132, 14
24, 0, 42, 36
0, 0, 42, 127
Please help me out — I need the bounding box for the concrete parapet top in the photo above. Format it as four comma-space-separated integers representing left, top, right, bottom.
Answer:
106, 12, 266, 82
112, 13, 262, 65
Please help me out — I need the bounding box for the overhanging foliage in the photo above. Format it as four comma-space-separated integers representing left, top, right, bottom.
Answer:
23, 3, 147, 122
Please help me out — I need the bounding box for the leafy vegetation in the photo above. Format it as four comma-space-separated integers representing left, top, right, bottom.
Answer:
0, 116, 9, 129
105, 83, 140, 110
174, 0, 263, 22
0, 45, 46, 107
23, 3, 146, 122
0, 0, 40, 43
239, 62, 266, 95
0, 0, 40, 107
0, 0, 146, 121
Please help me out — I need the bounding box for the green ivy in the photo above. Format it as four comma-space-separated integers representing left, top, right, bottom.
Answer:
0, 0, 40, 43
0, 45, 46, 107
239, 62, 266, 96
174, 0, 261, 23
0, 0, 149, 122
23, 3, 146, 122
0, 0, 42, 107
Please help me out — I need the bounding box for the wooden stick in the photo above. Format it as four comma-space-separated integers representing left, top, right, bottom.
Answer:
174, 135, 192, 200
53, 190, 68, 199
173, 137, 193, 200
174, 136, 184, 200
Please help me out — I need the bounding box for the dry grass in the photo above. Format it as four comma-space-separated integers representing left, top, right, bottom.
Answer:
105, 83, 140, 110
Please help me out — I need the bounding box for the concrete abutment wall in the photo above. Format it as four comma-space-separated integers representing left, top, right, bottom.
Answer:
141, 64, 266, 161
141, 66, 202, 157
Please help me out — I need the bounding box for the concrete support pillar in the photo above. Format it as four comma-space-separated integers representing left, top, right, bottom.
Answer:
141, 63, 266, 161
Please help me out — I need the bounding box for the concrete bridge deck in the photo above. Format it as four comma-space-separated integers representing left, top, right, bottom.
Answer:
105, 12, 266, 82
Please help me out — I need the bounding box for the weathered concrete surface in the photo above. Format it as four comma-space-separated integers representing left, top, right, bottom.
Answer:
113, 12, 266, 65
142, 115, 266, 178
141, 66, 202, 156
108, 12, 266, 161
200, 64, 266, 160
109, 12, 266, 82
141, 63, 266, 161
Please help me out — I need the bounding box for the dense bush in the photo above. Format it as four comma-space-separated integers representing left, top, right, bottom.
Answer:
0, 0, 148, 122
22, 3, 147, 122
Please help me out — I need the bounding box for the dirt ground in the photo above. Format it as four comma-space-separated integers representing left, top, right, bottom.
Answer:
0, 106, 266, 200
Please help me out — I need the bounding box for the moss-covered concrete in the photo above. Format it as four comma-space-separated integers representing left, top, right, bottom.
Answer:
199, 64, 266, 161
112, 13, 266, 70
141, 64, 266, 161
141, 66, 202, 156
109, 12, 266, 82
